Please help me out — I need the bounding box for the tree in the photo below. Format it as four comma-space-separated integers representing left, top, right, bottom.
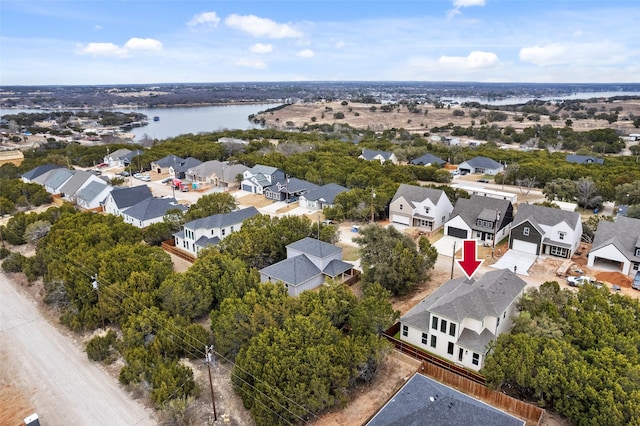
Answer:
543, 178, 577, 202
575, 177, 602, 209
184, 192, 237, 221
615, 180, 640, 205
354, 224, 431, 295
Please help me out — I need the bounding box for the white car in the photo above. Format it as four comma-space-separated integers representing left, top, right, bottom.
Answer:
567, 276, 595, 287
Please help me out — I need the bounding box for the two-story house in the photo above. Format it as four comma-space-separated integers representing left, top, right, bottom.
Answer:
445, 195, 513, 245
103, 185, 153, 217
259, 237, 354, 296
389, 184, 454, 231
241, 165, 286, 194
173, 207, 259, 257
150, 155, 185, 174
509, 204, 583, 258
104, 148, 143, 168
400, 268, 527, 371
587, 216, 640, 275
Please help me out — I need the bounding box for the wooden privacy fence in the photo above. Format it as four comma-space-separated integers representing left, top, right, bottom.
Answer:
420, 363, 543, 425
161, 239, 195, 263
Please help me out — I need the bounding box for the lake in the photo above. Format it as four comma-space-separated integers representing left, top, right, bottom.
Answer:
0, 103, 282, 142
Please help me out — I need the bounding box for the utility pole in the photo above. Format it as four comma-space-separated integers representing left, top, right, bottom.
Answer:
492, 210, 500, 258
205, 345, 218, 421
91, 274, 105, 330
450, 241, 456, 279
370, 189, 376, 223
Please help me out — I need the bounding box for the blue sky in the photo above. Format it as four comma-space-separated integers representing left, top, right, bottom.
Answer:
1, 0, 638, 85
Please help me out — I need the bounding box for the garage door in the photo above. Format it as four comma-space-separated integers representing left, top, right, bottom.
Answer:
448, 227, 467, 239
241, 184, 253, 192
391, 214, 411, 226
512, 239, 538, 255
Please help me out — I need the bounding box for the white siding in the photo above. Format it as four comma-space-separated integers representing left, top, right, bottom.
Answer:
588, 244, 631, 275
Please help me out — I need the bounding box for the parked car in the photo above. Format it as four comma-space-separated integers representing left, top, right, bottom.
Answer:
161, 177, 173, 184
567, 275, 595, 287
632, 272, 640, 290
117, 171, 130, 177
477, 179, 490, 183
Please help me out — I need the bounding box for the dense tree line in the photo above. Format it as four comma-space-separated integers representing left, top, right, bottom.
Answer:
483, 282, 640, 425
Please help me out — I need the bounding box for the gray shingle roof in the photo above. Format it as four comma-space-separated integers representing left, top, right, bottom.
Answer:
123, 197, 186, 221
450, 195, 512, 229
260, 255, 321, 286
174, 157, 202, 174
59, 170, 95, 197
76, 180, 109, 203
184, 207, 259, 231
462, 156, 501, 169
302, 183, 348, 203
153, 155, 185, 168
287, 237, 342, 259
410, 153, 446, 166
590, 216, 640, 262
513, 203, 580, 230
268, 177, 320, 195
107, 148, 132, 160
44, 169, 73, 190
392, 183, 445, 205
248, 164, 279, 176
322, 259, 353, 277
109, 185, 153, 209
361, 149, 394, 161
456, 328, 496, 354
566, 154, 604, 165
21, 164, 64, 181
367, 373, 525, 426
195, 235, 221, 249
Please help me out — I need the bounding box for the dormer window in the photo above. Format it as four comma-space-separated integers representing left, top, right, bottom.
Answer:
558, 232, 566, 240
424, 207, 430, 214
523, 227, 530, 236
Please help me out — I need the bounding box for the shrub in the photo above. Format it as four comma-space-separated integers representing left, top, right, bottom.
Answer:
1, 252, 25, 273
86, 330, 118, 363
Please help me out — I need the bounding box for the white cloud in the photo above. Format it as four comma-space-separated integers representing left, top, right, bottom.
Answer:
77, 38, 163, 58
335, 41, 346, 49
124, 38, 163, 51
225, 14, 302, 39
187, 12, 221, 28
233, 58, 267, 69
519, 42, 628, 67
94, 25, 102, 31
448, 0, 486, 18
297, 49, 315, 58
250, 43, 273, 54
438, 51, 499, 69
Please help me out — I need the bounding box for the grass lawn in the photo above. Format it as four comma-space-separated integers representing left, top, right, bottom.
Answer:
339, 244, 360, 261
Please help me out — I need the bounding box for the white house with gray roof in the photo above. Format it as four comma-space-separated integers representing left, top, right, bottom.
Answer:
76, 181, 112, 210
359, 149, 398, 165
104, 148, 142, 168
42, 169, 74, 194
509, 204, 582, 258
59, 170, 105, 203
445, 195, 513, 245
400, 268, 526, 371
587, 216, 640, 275
299, 183, 349, 211
457, 156, 504, 175
174, 207, 259, 257
241, 165, 285, 194
150, 155, 185, 174
21, 164, 64, 183
259, 237, 354, 296
389, 184, 453, 231
122, 197, 186, 228
103, 185, 153, 217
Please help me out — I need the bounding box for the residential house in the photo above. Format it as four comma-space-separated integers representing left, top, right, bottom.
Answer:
587, 216, 640, 275
299, 183, 349, 211
170, 157, 202, 180
59, 170, 104, 203
150, 155, 185, 174
122, 197, 186, 228
359, 149, 398, 165
445, 195, 513, 245
21, 164, 65, 184
103, 185, 153, 217
42, 169, 74, 194
566, 154, 604, 165
76, 181, 112, 211
389, 184, 454, 231
259, 237, 354, 296
241, 165, 286, 194
185, 160, 248, 190
104, 148, 143, 168
509, 204, 582, 258
174, 207, 259, 257
264, 177, 320, 202
457, 156, 504, 175
451, 184, 518, 204
409, 153, 446, 167
367, 373, 525, 426
399, 268, 527, 371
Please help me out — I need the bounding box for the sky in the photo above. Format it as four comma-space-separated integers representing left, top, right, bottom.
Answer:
0, 0, 639, 85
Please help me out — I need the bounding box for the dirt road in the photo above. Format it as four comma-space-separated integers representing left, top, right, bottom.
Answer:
0, 272, 156, 426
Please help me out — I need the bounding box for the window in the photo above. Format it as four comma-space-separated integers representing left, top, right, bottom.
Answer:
472, 353, 480, 366
431, 316, 438, 330
496, 317, 500, 328
399, 204, 403, 210
430, 335, 437, 348
558, 231, 566, 240
447, 342, 454, 355
635, 248, 640, 257
440, 319, 447, 333
421, 332, 428, 345
402, 325, 408, 337
550, 246, 568, 257
424, 206, 430, 214
222, 229, 226, 236
503, 311, 506, 319
634, 262, 639, 271
523, 227, 530, 236
230, 226, 235, 232
458, 348, 464, 362
449, 323, 456, 337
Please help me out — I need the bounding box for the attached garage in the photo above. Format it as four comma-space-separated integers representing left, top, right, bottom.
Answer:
392, 214, 411, 226
448, 227, 468, 239
241, 184, 254, 192
512, 239, 539, 255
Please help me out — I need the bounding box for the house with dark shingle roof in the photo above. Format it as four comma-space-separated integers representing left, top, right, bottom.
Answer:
444, 195, 513, 245
299, 183, 349, 211
76, 180, 112, 210
410, 153, 446, 167
259, 237, 354, 296
122, 197, 186, 228
151, 155, 185, 174
104, 148, 143, 168
103, 185, 153, 217
389, 184, 453, 231
174, 207, 259, 257
264, 177, 320, 202
42, 169, 74, 194
587, 216, 640, 275
359, 149, 398, 164
241, 164, 286, 194
170, 157, 202, 179
400, 268, 526, 371
185, 160, 248, 190
509, 204, 582, 258
457, 156, 504, 175
21, 164, 65, 183
566, 154, 604, 165
59, 170, 104, 202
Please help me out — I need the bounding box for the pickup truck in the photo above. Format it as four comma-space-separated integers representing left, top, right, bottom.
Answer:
567, 275, 595, 287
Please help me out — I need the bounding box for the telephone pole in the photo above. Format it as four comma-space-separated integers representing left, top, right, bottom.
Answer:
205, 345, 218, 421
91, 274, 105, 330
370, 189, 376, 223
450, 241, 456, 279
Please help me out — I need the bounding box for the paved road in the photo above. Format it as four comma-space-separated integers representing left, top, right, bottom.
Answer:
0, 272, 156, 426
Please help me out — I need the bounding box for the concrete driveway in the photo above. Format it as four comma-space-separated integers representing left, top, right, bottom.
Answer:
433, 235, 463, 257
490, 250, 537, 276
